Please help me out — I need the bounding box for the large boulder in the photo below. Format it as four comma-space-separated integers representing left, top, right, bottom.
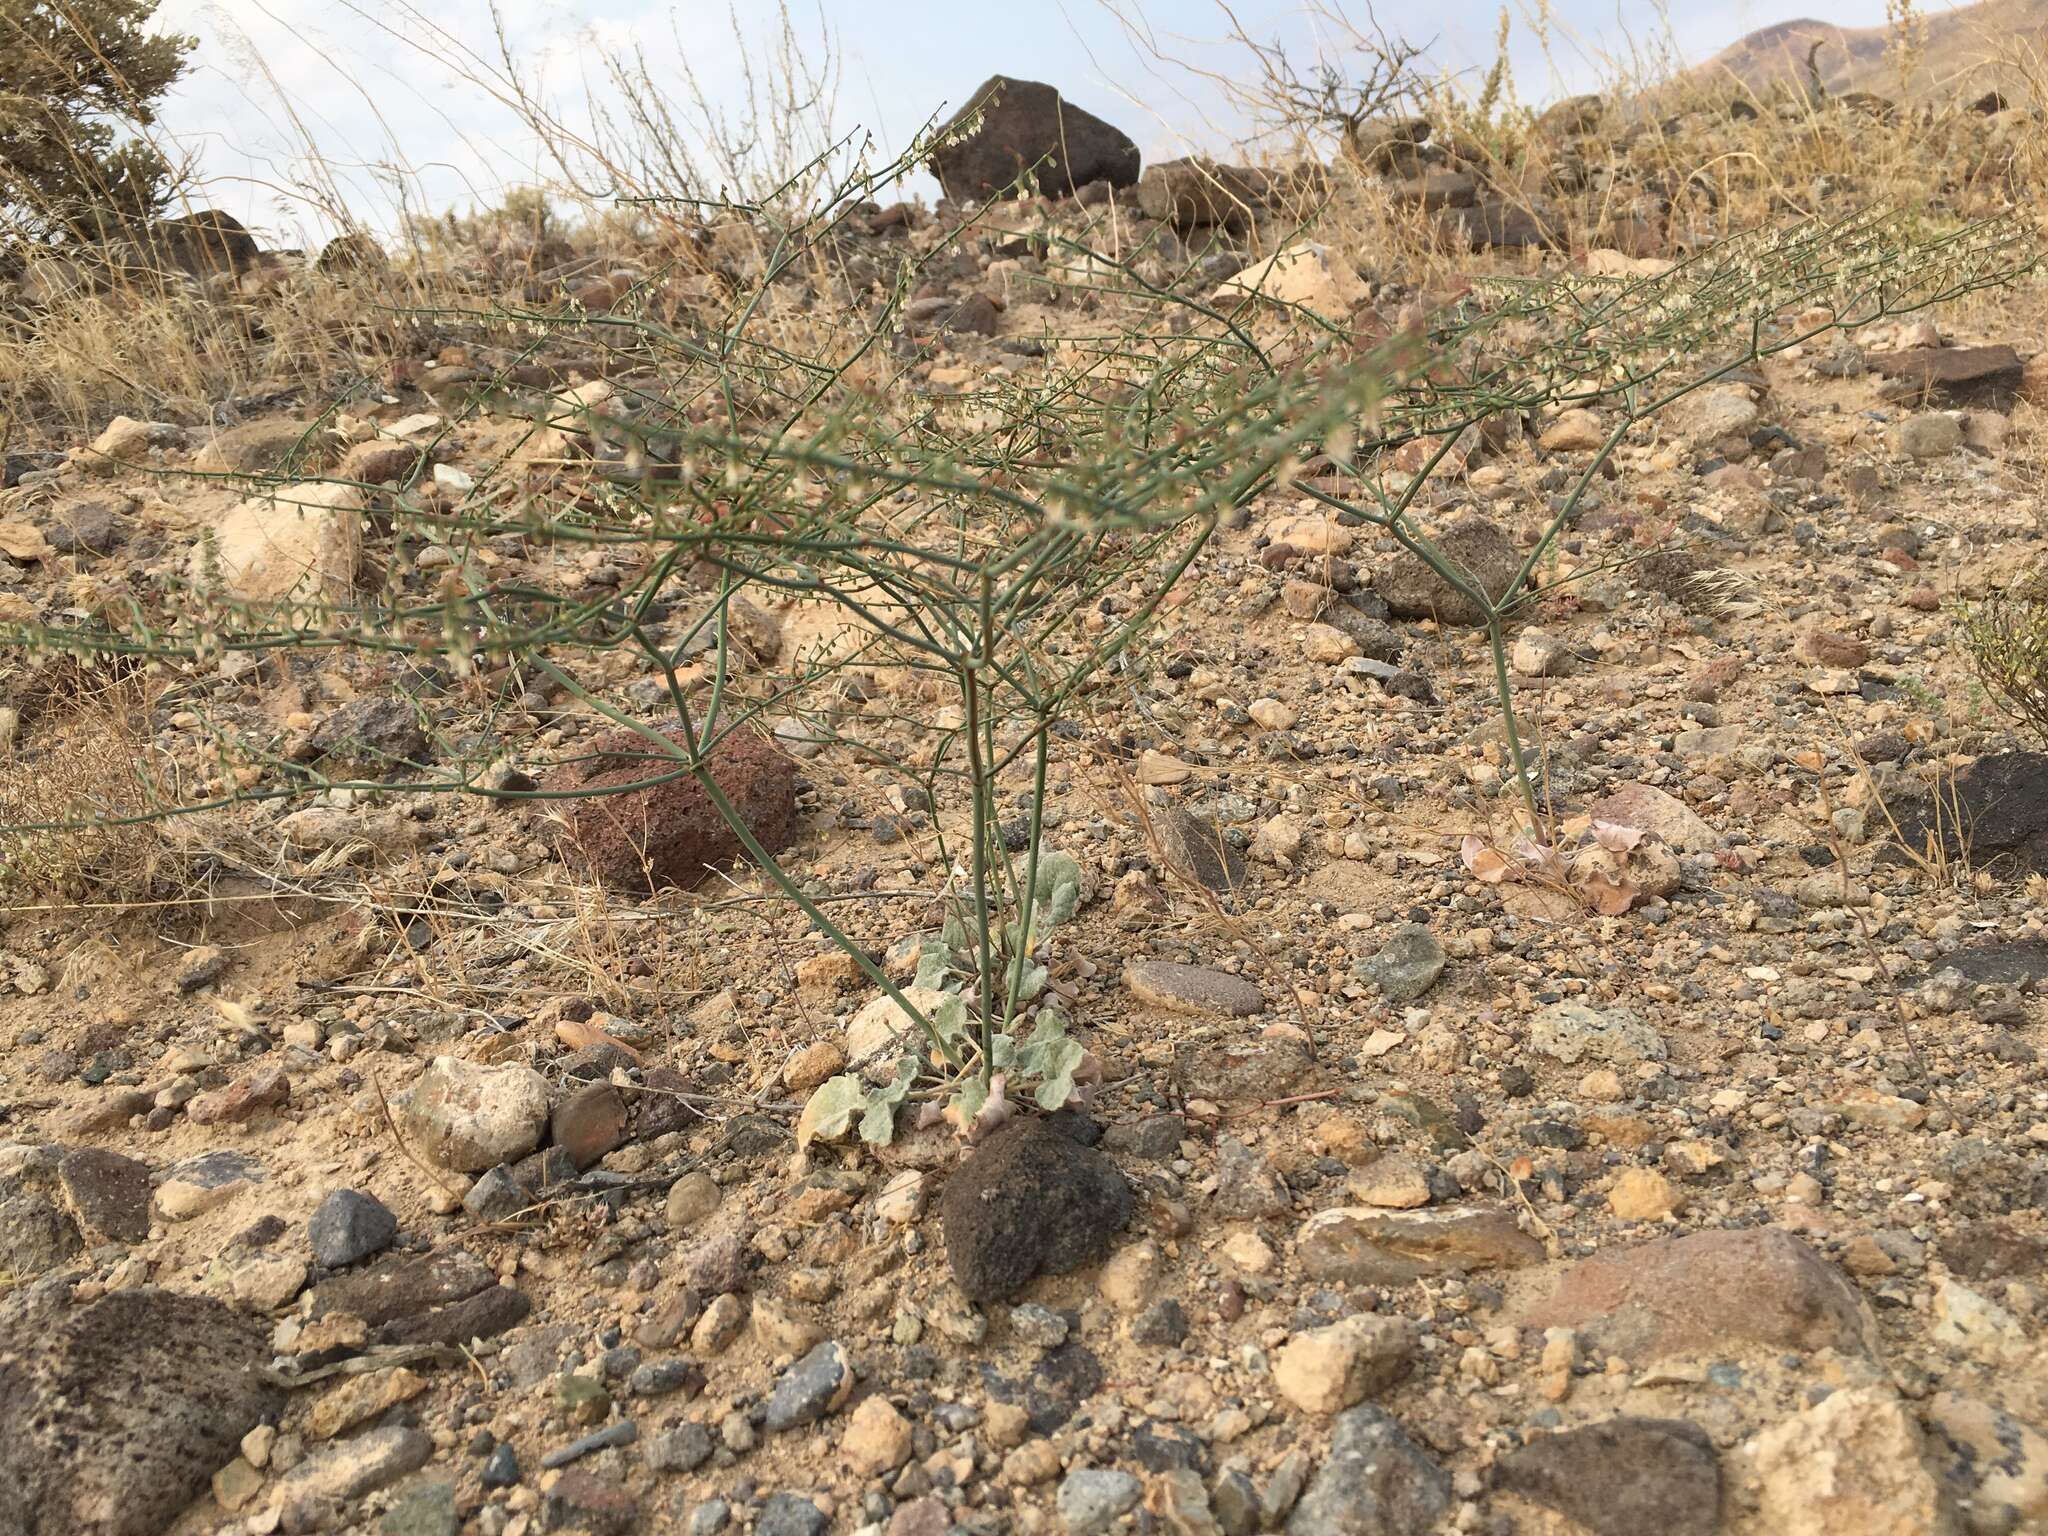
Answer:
1894, 751, 2048, 875
929, 76, 1139, 202
0, 1287, 283, 1536
546, 723, 801, 891
149, 210, 261, 276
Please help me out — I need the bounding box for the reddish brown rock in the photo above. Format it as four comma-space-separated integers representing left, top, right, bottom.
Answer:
186, 1065, 290, 1126
546, 724, 800, 890
1523, 1228, 1879, 1362
551, 1083, 628, 1170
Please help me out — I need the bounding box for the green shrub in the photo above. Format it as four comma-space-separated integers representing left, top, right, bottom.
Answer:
1, 0, 193, 243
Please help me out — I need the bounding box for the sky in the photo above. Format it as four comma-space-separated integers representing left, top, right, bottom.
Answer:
149, 0, 1906, 243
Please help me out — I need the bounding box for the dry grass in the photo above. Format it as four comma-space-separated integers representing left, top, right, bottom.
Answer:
0, 668, 201, 905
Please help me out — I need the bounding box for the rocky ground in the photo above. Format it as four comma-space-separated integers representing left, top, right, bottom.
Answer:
4, 75, 2048, 1536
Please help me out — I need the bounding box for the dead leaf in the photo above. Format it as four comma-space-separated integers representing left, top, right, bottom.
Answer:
1592, 820, 1645, 852
1461, 835, 1512, 883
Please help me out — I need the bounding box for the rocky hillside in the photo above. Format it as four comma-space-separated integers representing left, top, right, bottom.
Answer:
1702, 0, 2048, 102
2, 64, 2048, 1536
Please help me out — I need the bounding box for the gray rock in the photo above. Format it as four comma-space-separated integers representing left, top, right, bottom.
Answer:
689, 1498, 734, 1536
381, 1480, 459, 1536
274, 1426, 434, 1509
1529, 1002, 1666, 1066
1058, 1467, 1144, 1534
1495, 1417, 1719, 1536
645, 1422, 715, 1473
1011, 1302, 1072, 1348
1898, 412, 1962, 459
1287, 1406, 1450, 1535
1103, 1114, 1185, 1161
764, 1340, 852, 1431
756, 1493, 828, 1536
0, 1287, 283, 1536
541, 1420, 638, 1469
1212, 1137, 1293, 1219
307, 1188, 398, 1268
1214, 1467, 1261, 1536
1362, 924, 1445, 1003
482, 1442, 520, 1487
463, 1164, 531, 1220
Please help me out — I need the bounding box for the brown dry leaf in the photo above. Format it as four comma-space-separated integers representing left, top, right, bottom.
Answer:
1592, 820, 1645, 852
0, 520, 53, 561
1576, 872, 1639, 915
1461, 835, 1512, 883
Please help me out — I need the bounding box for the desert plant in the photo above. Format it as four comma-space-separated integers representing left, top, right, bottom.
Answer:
1286, 206, 2032, 829
1959, 562, 2048, 747
0, 0, 193, 244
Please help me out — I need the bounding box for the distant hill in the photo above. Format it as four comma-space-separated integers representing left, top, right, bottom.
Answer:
1700, 0, 2048, 103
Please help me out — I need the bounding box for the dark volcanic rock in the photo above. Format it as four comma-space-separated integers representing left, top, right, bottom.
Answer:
929, 76, 1139, 202
150, 209, 260, 275
309, 1247, 494, 1325
1869, 344, 2025, 410
379, 1283, 532, 1347
941, 1118, 1133, 1302
1495, 1417, 1720, 1536
1154, 806, 1247, 895
297, 696, 430, 773
307, 1188, 398, 1268
1894, 751, 2048, 875
0, 1287, 283, 1536
545, 722, 800, 891
57, 1147, 153, 1244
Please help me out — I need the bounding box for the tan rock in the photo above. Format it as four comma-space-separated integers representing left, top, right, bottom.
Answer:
193, 481, 363, 603
1540, 408, 1606, 452
1271, 1315, 1416, 1413
843, 1395, 914, 1475
1743, 1387, 1955, 1536
308, 1367, 426, 1440
1608, 1168, 1682, 1221
1098, 1240, 1163, 1310
783, 1040, 847, 1094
